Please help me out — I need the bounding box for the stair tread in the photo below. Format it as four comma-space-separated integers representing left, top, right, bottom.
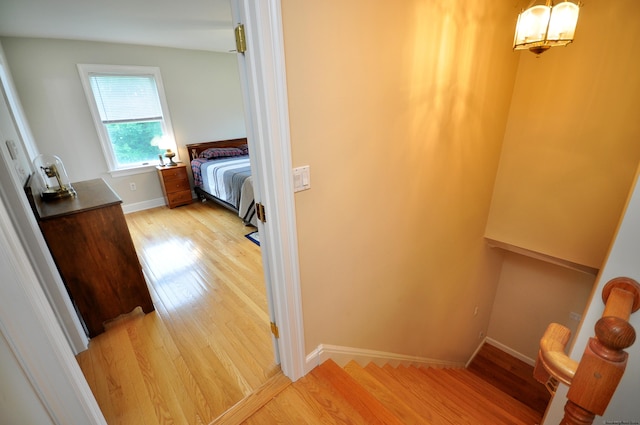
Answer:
468, 343, 550, 413
443, 367, 541, 408
419, 367, 541, 424
444, 367, 542, 417
290, 366, 369, 424
311, 359, 404, 425
344, 361, 435, 425
365, 363, 473, 424
387, 364, 531, 425
239, 348, 551, 423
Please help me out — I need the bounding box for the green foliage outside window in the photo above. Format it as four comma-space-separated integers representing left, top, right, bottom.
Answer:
105, 121, 165, 167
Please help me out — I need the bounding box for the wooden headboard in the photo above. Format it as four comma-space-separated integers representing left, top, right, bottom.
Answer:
185, 138, 248, 161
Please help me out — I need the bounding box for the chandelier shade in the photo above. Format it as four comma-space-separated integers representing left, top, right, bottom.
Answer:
513, 1, 580, 55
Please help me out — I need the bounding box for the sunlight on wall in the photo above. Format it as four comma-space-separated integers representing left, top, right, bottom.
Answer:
408, 2, 490, 151
486, 0, 640, 269
282, 0, 519, 362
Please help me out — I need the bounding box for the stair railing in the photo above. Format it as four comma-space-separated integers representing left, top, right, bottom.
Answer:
533, 276, 640, 425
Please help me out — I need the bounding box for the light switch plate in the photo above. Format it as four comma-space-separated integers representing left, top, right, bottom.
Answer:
293, 165, 310, 192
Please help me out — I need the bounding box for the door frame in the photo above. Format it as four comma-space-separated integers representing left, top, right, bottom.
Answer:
0, 1, 306, 423
0, 165, 105, 424
0, 47, 88, 354
232, 0, 306, 381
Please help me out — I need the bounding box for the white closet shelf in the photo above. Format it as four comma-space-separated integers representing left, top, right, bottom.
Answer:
485, 238, 599, 276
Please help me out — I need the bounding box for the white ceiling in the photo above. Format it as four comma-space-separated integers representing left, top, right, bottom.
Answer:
0, 0, 236, 52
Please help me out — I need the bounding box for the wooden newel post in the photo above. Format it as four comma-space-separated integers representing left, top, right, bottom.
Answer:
560, 277, 640, 425
561, 402, 595, 425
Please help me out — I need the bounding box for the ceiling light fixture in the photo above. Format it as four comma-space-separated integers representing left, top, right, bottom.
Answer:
513, 1, 580, 55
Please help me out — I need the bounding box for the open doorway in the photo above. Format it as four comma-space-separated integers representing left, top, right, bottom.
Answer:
0, 40, 281, 425
0, 1, 305, 423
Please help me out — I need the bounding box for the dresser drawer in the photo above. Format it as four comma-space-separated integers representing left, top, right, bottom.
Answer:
167, 190, 192, 207
163, 178, 190, 194
161, 166, 188, 182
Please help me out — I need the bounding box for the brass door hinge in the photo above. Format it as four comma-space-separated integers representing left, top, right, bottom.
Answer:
270, 321, 280, 339
255, 203, 266, 223
234, 24, 247, 53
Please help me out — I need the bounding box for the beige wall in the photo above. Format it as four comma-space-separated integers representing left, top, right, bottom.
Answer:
281, 0, 519, 361
484, 1, 640, 362
487, 252, 595, 360
0, 38, 245, 206
486, 0, 640, 269
544, 166, 640, 424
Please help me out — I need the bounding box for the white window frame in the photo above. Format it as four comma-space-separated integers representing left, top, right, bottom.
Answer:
77, 64, 178, 177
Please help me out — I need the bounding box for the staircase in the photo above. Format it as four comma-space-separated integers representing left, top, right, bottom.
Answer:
229, 344, 547, 424
219, 278, 640, 424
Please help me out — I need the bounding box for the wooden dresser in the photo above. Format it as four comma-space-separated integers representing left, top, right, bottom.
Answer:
157, 164, 192, 208
29, 178, 154, 337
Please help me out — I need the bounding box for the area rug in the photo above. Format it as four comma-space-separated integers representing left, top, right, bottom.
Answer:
245, 230, 260, 246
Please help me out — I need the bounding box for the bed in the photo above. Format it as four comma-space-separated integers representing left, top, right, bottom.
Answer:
186, 138, 257, 227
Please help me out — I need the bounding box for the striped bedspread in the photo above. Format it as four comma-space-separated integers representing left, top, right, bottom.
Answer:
193, 155, 257, 226
201, 156, 250, 208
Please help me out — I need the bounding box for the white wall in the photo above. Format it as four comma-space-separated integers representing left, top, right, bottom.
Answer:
0, 188, 105, 424
544, 166, 640, 423
0, 45, 87, 353
0, 332, 55, 425
0, 37, 246, 208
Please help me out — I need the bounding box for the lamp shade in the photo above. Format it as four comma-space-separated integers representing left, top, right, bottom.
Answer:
514, 5, 551, 47
513, 1, 579, 54
547, 2, 579, 43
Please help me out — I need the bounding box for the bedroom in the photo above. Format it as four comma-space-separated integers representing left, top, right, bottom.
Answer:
0, 38, 248, 211
0, 6, 290, 415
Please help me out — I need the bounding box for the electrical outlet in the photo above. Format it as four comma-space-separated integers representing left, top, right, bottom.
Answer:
129, 182, 136, 191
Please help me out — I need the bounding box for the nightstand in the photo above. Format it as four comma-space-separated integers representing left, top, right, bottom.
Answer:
157, 164, 192, 208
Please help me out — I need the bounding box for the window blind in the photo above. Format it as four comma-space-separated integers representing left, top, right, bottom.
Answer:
88, 74, 163, 123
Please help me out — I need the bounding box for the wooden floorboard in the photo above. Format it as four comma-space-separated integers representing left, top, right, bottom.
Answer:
211, 372, 291, 425
311, 359, 403, 425
75, 201, 278, 424
343, 361, 429, 425
241, 359, 543, 424
468, 342, 551, 415
363, 363, 452, 425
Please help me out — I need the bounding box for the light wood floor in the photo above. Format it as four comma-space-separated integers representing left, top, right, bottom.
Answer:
241, 359, 542, 424
76, 201, 279, 425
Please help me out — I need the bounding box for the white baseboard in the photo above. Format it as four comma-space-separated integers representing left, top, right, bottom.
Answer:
465, 337, 489, 368
305, 344, 466, 374
467, 337, 535, 367
122, 197, 166, 214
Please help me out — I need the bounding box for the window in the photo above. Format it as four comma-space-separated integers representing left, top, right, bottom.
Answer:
78, 64, 177, 175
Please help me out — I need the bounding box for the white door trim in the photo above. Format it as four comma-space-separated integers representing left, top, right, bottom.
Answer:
0, 189, 106, 424
233, 0, 306, 381
0, 44, 88, 354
